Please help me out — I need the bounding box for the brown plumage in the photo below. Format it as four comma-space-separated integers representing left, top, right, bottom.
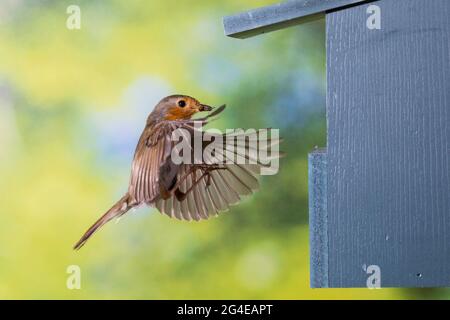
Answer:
74, 95, 281, 250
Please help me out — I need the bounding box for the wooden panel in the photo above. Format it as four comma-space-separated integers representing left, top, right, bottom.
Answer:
309, 149, 329, 288
326, 0, 450, 287
223, 0, 372, 38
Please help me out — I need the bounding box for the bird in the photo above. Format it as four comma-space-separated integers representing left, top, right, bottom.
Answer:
73, 94, 281, 250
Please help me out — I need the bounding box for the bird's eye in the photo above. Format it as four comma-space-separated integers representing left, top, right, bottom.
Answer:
178, 100, 186, 108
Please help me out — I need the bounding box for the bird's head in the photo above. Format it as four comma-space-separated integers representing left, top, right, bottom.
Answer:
152, 95, 213, 122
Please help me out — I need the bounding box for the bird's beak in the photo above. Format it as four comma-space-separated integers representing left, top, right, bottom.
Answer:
198, 104, 213, 112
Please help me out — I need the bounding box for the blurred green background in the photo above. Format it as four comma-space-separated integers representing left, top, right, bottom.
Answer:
0, 0, 444, 299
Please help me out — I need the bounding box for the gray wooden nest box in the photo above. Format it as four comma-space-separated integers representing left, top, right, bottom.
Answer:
224, 0, 450, 288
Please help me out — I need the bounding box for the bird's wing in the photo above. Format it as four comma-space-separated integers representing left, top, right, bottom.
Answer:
154, 129, 282, 221
127, 106, 226, 205
155, 163, 259, 221
128, 123, 175, 203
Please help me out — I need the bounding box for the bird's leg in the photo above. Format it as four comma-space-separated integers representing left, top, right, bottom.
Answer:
205, 169, 212, 187
174, 165, 227, 201
167, 166, 198, 193
203, 164, 228, 188
167, 166, 203, 201
170, 164, 218, 193
175, 170, 210, 201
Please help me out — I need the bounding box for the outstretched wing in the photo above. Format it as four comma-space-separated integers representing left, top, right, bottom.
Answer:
128, 106, 226, 205
155, 163, 260, 221
128, 123, 173, 203
154, 128, 282, 221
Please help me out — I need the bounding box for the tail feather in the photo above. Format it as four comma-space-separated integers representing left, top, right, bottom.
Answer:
73, 194, 131, 250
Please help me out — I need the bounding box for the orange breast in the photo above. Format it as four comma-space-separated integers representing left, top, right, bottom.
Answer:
164, 106, 195, 120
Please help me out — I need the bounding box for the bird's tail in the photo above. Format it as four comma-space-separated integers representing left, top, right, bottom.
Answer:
73, 193, 132, 250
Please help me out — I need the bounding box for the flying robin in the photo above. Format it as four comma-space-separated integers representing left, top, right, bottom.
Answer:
74, 95, 281, 249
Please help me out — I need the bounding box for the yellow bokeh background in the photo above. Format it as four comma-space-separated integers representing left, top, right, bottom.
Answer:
0, 0, 442, 299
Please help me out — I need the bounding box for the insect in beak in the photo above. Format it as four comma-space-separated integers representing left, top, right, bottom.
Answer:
198, 104, 213, 112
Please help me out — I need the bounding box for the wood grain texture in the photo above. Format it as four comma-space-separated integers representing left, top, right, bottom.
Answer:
327, 0, 450, 287
223, 0, 372, 38
309, 149, 329, 288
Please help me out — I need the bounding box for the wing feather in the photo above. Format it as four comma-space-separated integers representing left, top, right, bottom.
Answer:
128, 125, 171, 204
131, 112, 281, 222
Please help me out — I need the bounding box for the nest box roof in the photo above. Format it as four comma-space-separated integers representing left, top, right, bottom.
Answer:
223, 0, 373, 38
